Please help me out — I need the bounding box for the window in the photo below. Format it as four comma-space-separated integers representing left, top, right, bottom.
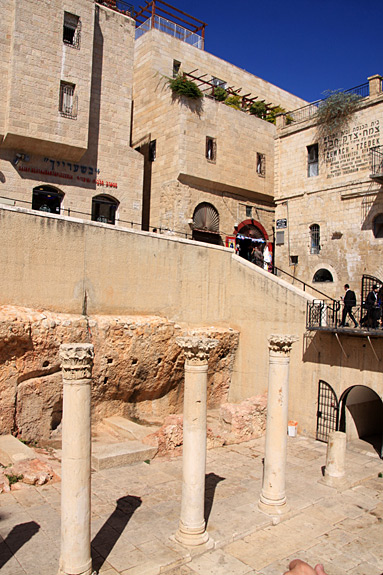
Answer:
211, 77, 227, 89
313, 269, 333, 283
206, 137, 216, 162
373, 213, 383, 238
246, 206, 252, 218
63, 12, 81, 48
257, 153, 266, 177
32, 186, 63, 214
310, 224, 320, 254
307, 144, 318, 177
59, 82, 77, 118
91, 195, 119, 225
149, 140, 156, 161
173, 60, 181, 78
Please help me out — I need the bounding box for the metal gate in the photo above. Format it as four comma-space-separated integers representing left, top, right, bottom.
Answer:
316, 380, 339, 442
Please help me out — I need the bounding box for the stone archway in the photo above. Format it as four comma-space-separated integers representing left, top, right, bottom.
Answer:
339, 385, 383, 458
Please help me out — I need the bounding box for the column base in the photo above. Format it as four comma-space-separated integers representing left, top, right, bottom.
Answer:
258, 494, 290, 516
318, 474, 347, 489
58, 558, 92, 575
175, 521, 209, 547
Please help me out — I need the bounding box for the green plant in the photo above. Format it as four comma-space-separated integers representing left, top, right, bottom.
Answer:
212, 86, 227, 101
249, 101, 268, 119
225, 94, 242, 110
315, 90, 361, 138
379, 472, 382, 478
167, 75, 203, 100
6, 473, 23, 485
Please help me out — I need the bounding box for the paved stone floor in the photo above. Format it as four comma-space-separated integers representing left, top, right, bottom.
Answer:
1, 435, 383, 575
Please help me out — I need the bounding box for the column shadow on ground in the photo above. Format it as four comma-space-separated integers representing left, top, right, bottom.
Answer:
0, 521, 40, 569
204, 472, 225, 526
91, 495, 142, 572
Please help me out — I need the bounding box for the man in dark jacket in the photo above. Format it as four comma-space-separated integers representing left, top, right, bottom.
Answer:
364, 284, 380, 328
339, 284, 358, 328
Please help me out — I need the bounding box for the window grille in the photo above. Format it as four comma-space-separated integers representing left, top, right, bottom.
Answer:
59, 82, 77, 119
206, 137, 216, 162
307, 144, 319, 177
257, 152, 266, 177
63, 12, 81, 48
193, 202, 219, 232
246, 206, 252, 218
310, 224, 320, 254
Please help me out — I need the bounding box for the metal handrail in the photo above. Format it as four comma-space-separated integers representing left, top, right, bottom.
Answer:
285, 83, 370, 125
272, 265, 338, 303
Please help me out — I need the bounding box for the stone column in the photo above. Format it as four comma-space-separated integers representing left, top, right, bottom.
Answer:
259, 334, 298, 515
368, 74, 382, 98
58, 343, 94, 575
322, 431, 347, 487
175, 336, 218, 547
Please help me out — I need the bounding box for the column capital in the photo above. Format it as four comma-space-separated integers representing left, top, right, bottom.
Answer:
268, 334, 298, 355
176, 336, 218, 365
59, 343, 94, 382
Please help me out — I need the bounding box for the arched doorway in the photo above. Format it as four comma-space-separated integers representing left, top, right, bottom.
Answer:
192, 202, 222, 245
236, 218, 272, 267
91, 194, 119, 225
339, 385, 383, 457
32, 186, 64, 214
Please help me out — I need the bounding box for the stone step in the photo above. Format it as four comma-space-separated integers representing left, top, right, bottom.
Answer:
103, 416, 159, 441
0, 435, 36, 466
91, 440, 157, 471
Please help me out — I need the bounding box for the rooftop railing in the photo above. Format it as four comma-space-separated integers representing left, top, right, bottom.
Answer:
136, 15, 203, 48
95, 0, 134, 17
285, 82, 370, 125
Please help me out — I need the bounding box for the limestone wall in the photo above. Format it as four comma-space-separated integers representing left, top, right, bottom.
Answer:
1, 206, 382, 439
274, 91, 383, 296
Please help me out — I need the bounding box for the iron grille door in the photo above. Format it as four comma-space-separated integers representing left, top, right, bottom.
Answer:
316, 380, 339, 442
361, 274, 382, 323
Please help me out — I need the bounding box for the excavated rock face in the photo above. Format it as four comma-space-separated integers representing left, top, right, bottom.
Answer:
0, 306, 239, 442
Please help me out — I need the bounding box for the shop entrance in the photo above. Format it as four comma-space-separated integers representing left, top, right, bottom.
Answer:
32, 186, 63, 214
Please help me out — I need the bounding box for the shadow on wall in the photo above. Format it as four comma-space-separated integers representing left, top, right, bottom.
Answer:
303, 331, 383, 374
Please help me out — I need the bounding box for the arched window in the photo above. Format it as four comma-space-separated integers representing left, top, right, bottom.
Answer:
373, 213, 383, 238
192, 202, 221, 245
313, 269, 333, 283
310, 224, 320, 254
91, 195, 119, 225
32, 186, 64, 214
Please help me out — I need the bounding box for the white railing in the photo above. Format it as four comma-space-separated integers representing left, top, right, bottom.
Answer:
135, 16, 203, 49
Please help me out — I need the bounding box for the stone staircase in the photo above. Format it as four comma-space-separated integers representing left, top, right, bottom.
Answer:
91, 416, 159, 471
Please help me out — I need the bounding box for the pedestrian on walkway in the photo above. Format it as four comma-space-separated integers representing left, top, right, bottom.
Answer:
339, 284, 358, 328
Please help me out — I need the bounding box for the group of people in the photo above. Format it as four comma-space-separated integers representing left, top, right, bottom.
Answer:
235, 237, 272, 272
340, 283, 383, 329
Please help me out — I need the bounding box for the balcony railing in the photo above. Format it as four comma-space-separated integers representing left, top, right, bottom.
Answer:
370, 145, 383, 182
285, 83, 370, 125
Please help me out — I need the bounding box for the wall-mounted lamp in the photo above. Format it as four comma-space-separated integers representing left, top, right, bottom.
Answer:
12, 153, 30, 167
187, 218, 194, 228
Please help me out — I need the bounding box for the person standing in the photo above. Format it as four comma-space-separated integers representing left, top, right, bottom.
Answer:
364, 284, 380, 328
339, 284, 358, 328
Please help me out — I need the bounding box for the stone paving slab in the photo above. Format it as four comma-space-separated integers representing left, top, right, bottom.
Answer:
0, 436, 382, 575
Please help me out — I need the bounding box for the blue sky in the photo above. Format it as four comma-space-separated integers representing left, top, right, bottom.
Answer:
134, 0, 382, 104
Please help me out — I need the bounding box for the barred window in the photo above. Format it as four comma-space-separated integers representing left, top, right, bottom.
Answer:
59, 82, 77, 119
307, 144, 319, 177
310, 223, 320, 254
257, 152, 266, 176
63, 12, 81, 49
206, 137, 216, 162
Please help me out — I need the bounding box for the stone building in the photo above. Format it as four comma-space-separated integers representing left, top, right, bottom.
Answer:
0, 0, 143, 226
274, 75, 383, 299
131, 5, 306, 252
